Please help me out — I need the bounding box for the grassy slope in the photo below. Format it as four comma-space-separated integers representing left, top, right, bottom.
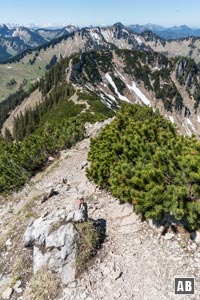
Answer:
0, 38, 74, 102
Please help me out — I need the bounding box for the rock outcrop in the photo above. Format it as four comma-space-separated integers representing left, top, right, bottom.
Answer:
23, 209, 80, 287
84, 118, 114, 138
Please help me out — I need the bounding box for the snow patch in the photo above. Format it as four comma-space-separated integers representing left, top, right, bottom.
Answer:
101, 29, 112, 42
115, 69, 125, 80
106, 93, 116, 101
182, 118, 196, 137
127, 81, 151, 106
100, 88, 116, 101
99, 87, 119, 107
182, 121, 192, 137
100, 93, 112, 108
105, 73, 130, 102
153, 66, 161, 71
102, 90, 116, 102
90, 31, 101, 44
122, 28, 128, 34
186, 118, 195, 132
85, 84, 94, 92
134, 35, 142, 45
169, 116, 174, 123
197, 115, 200, 123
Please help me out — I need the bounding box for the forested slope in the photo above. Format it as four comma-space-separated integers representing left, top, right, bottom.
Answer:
0, 56, 113, 192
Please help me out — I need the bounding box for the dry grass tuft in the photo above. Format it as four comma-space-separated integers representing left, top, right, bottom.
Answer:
23, 268, 61, 300
75, 221, 100, 275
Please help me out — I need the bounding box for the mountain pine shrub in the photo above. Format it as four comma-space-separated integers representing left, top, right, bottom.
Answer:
87, 103, 200, 230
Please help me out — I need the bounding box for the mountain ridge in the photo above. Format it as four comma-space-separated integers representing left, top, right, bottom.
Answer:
1, 22, 200, 300
2, 25, 200, 136
0, 24, 77, 62
128, 23, 200, 39
2, 22, 200, 63
2, 48, 200, 140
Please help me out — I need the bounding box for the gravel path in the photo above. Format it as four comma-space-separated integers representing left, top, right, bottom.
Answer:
1, 135, 200, 300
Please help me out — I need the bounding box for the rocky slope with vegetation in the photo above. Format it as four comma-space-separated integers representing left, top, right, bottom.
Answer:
67, 49, 200, 137
1, 31, 200, 299
2, 22, 200, 104
1, 123, 200, 300
3, 48, 200, 139
0, 24, 77, 62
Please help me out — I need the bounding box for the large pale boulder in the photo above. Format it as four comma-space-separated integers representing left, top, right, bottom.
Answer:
84, 118, 114, 138
23, 210, 79, 287
33, 246, 51, 273
2, 288, 13, 300
23, 208, 68, 247
66, 210, 85, 222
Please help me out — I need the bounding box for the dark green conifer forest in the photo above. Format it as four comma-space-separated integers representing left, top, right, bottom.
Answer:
0, 56, 113, 193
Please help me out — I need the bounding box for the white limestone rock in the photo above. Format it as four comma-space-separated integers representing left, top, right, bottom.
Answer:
23, 212, 78, 286
2, 288, 13, 300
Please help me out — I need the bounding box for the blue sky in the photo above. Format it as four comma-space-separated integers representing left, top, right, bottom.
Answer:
1, 0, 200, 27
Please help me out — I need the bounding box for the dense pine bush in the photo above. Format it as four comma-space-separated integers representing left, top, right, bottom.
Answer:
87, 103, 200, 230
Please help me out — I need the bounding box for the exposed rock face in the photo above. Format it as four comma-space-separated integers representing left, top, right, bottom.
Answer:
84, 118, 114, 138
23, 209, 68, 247
176, 59, 187, 78
2, 287, 13, 300
68, 50, 200, 139
66, 210, 85, 222
23, 210, 79, 287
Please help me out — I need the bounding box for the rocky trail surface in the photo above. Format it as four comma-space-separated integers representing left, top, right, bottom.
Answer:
0, 122, 200, 300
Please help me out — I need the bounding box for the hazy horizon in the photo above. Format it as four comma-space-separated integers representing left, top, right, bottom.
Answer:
2, 22, 200, 30
1, 0, 200, 28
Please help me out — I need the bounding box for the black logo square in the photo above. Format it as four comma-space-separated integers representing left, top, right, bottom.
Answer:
175, 278, 194, 295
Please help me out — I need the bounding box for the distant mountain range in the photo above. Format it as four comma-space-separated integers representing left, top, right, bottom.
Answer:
1, 22, 200, 63
2, 22, 200, 63
2, 21, 200, 138
0, 24, 77, 62
127, 24, 200, 40
5, 22, 200, 40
